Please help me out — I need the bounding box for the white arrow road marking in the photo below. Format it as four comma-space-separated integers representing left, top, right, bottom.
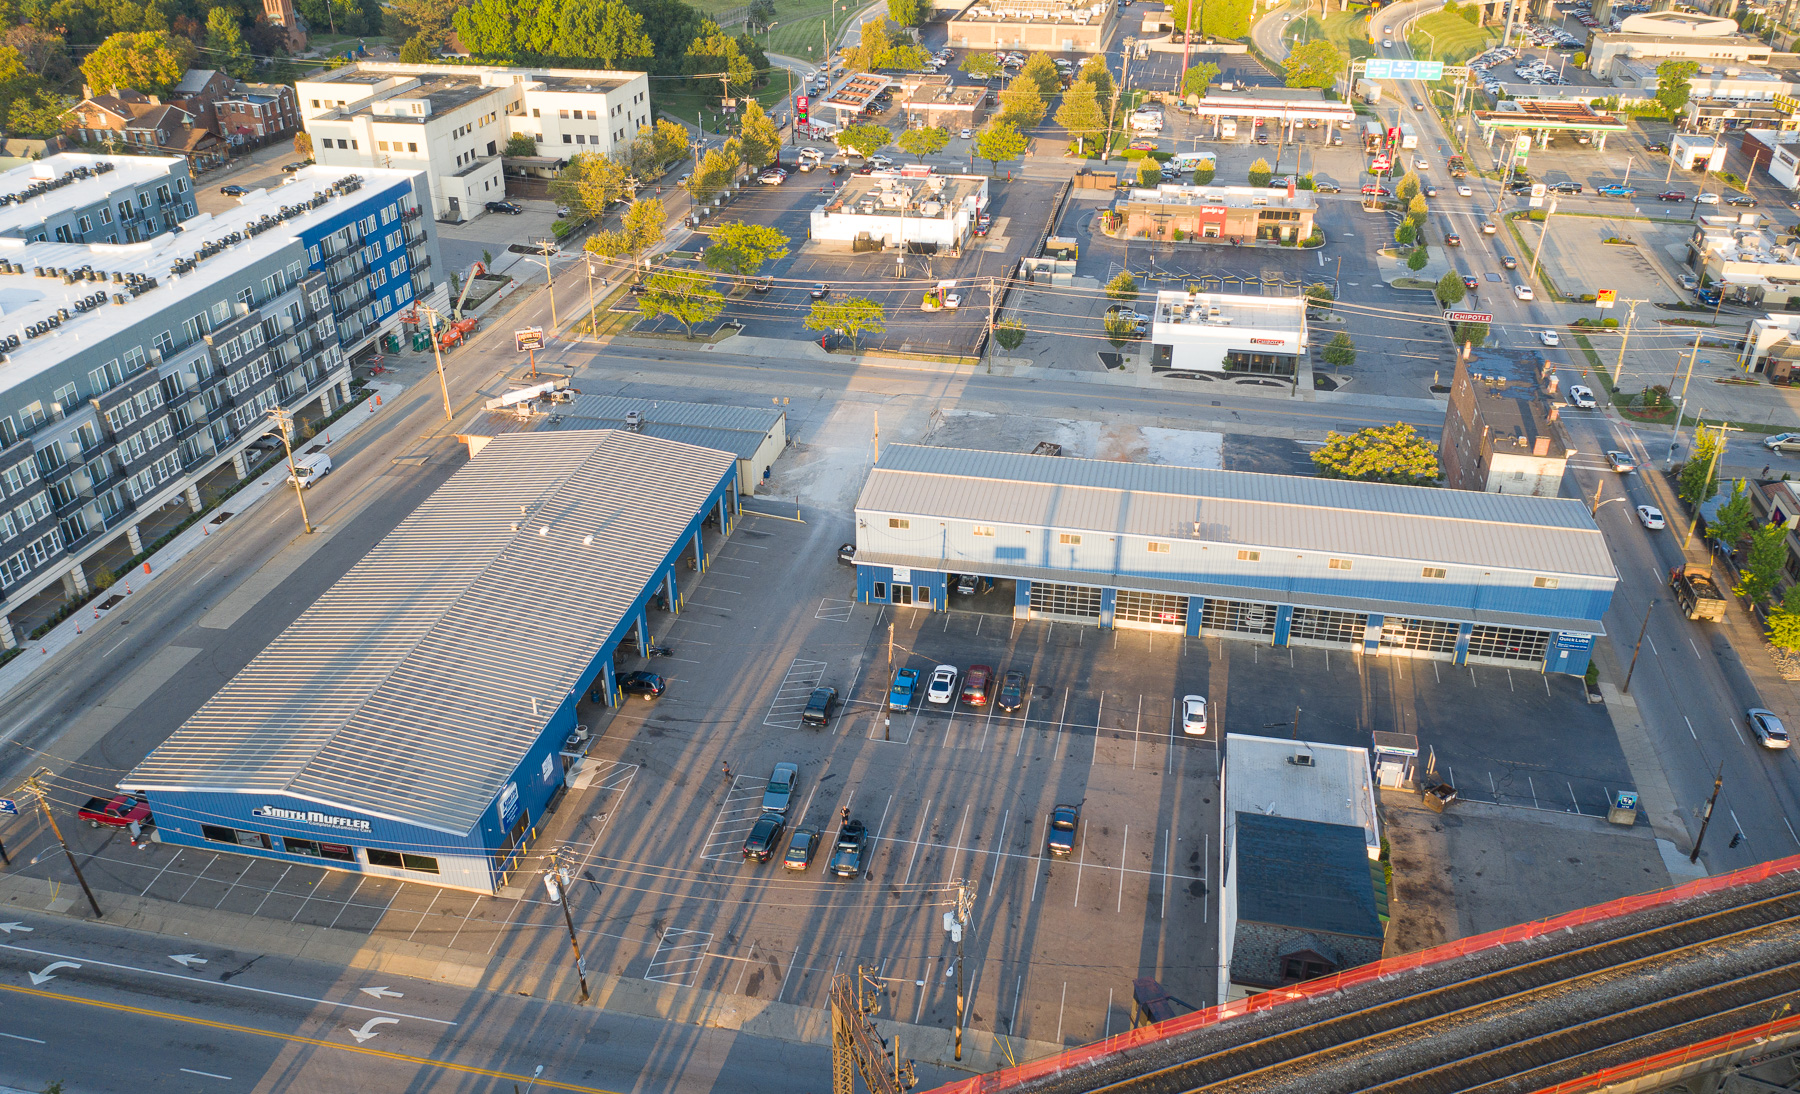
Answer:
359, 986, 404, 999
169, 954, 207, 968
0, 923, 32, 934
349, 1016, 399, 1043
29, 961, 80, 985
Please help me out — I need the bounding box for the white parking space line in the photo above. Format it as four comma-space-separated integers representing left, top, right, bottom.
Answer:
764, 657, 828, 728
816, 597, 854, 622
644, 927, 714, 986
901, 798, 933, 886
699, 777, 772, 861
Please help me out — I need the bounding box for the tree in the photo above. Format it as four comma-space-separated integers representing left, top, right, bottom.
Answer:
1077, 56, 1113, 102
293, 131, 313, 158
1305, 283, 1335, 313
878, 43, 933, 70
1104, 313, 1138, 349
1407, 194, 1428, 222
844, 17, 894, 72
838, 123, 892, 159
1020, 52, 1061, 96
1655, 59, 1698, 120
961, 52, 1002, 80
646, 119, 691, 167
399, 33, 435, 62
975, 121, 1028, 172
638, 271, 725, 337
1766, 581, 1800, 652
1106, 271, 1139, 300
994, 319, 1026, 351
1435, 270, 1466, 306
388, 0, 463, 45
1407, 246, 1430, 271
1711, 478, 1753, 554
1680, 424, 1723, 508
1136, 157, 1162, 186
454, 0, 655, 67
631, 0, 707, 76
1737, 522, 1787, 607
702, 220, 791, 277
203, 9, 252, 79
506, 133, 538, 157
896, 125, 949, 160
1164, 0, 1253, 40
550, 152, 633, 220
1312, 423, 1439, 485
1396, 171, 1420, 203
997, 76, 1046, 129
888, 0, 923, 24
4, 27, 68, 81
1283, 39, 1343, 90
1181, 61, 1220, 99
1395, 221, 1417, 246
6, 90, 70, 137
1247, 157, 1272, 187
806, 296, 887, 350
746, 0, 776, 30
689, 138, 742, 201
80, 30, 190, 97
1322, 332, 1356, 368
1193, 163, 1215, 185
1452, 319, 1487, 345
685, 20, 755, 95
620, 196, 665, 258
1055, 81, 1107, 154
738, 100, 781, 168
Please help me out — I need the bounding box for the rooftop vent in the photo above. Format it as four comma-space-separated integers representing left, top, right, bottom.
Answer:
1287, 753, 1315, 767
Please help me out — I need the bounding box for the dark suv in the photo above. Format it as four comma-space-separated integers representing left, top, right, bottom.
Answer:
744, 813, 786, 862
620, 671, 665, 698
485, 200, 522, 214
801, 686, 837, 726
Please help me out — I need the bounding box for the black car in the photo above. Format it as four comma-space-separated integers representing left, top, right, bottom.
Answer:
801, 685, 838, 726
1551, 182, 1583, 194
620, 671, 665, 698
1728, 195, 1758, 207
1462, 274, 1479, 290
1646, 141, 1669, 153
281, 161, 309, 172
1312, 182, 1340, 193
997, 671, 1026, 713
485, 200, 523, 214
219, 184, 248, 196
744, 812, 786, 862
829, 820, 867, 877
1046, 803, 1079, 856
1509, 181, 1533, 194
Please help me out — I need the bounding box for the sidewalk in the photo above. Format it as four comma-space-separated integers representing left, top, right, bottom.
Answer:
0, 379, 404, 706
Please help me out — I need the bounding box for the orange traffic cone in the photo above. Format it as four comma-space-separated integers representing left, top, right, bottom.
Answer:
143, 562, 151, 575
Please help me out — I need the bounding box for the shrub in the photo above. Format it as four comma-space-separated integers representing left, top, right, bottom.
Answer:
1296, 174, 1315, 190
1248, 157, 1273, 188
1407, 246, 1429, 271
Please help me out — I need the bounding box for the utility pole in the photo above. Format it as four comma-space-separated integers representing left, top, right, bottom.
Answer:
414, 303, 454, 420
1527, 197, 1558, 281
537, 239, 558, 332
1684, 421, 1743, 548
544, 845, 591, 1003
1690, 763, 1724, 863
23, 770, 102, 918
267, 407, 313, 535
946, 880, 974, 1061
830, 966, 916, 1094
586, 259, 598, 342
1667, 336, 1705, 468
1179, 0, 1195, 96
1622, 598, 1657, 694
1589, 477, 1605, 515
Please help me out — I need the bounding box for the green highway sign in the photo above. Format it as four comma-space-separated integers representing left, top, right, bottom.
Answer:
1362, 58, 1445, 81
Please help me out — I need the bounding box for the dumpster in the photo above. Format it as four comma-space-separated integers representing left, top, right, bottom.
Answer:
381, 333, 400, 354
1422, 783, 1458, 813
411, 330, 431, 351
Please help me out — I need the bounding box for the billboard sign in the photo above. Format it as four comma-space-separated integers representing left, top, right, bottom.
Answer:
515, 326, 544, 352
1444, 311, 1494, 323
1596, 289, 1617, 309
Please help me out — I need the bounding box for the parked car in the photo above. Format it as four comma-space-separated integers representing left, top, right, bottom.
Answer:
810, 284, 830, 300
1695, 191, 1720, 204
1637, 504, 1665, 530
960, 664, 993, 706
1551, 182, 1583, 194
829, 820, 868, 877
281, 161, 309, 172
869, 154, 893, 168
485, 200, 523, 214
801, 686, 838, 726
926, 664, 958, 704
619, 670, 666, 698
997, 671, 1026, 713
1360, 185, 1391, 197
744, 813, 786, 862
1747, 707, 1791, 749
762, 762, 800, 814
1728, 195, 1758, 207
79, 793, 152, 830
959, 127, 973, 139
784, 826, 822, 870
1598, 184, 1636, 197
1181, 695, 1207, 736
1605, 450, 1636, 472
1538, 329, 1560, 346
1313, 182, 1341, 193
220, 184, 248, 196
1046, 803, 1080, 856
890, 667, 920, 710
1657, 191, 1687, 202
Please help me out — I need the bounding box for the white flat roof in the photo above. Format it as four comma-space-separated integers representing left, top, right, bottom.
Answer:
1152, 289, 1306, 333
0, 165, 424, 386
0, 154, 184, 238
1224, 732, 1379, 855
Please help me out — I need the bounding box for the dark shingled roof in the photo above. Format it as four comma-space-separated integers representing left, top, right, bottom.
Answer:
1235, 813, 1383, 939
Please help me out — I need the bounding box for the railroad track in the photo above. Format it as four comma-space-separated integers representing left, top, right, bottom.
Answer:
1083, 889, 1800, 1094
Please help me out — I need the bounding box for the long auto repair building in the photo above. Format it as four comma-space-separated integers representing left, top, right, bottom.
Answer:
851, 446, 1616, 676
121, 430, 739, 893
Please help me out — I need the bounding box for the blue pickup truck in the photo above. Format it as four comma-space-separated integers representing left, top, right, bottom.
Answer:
889, 668, 919, 711
1597, 184, 1636, 197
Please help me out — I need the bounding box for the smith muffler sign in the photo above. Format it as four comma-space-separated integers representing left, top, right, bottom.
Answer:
253, 805, 373, 832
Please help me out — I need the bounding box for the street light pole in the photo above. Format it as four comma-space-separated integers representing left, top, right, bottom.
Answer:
416, 304, 454, 420
546, 846, 592, 1003
1690, 763, 1724, 864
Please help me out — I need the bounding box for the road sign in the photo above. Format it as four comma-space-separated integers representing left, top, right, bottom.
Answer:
1444, 311, 1494, 323
1362, 58, 1445, 81
1596, 289, 1617, 309
1529, 182, 1546, 208
795, 94, 809, 125
1371, 155, 1391, 171
0, 797, 14, 816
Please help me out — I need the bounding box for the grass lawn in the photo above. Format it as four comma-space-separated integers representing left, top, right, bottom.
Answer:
652, 75, 799, 135
763, 0, 861, 64
1406, 10, 1498, 64
1315, 5, 1379, 61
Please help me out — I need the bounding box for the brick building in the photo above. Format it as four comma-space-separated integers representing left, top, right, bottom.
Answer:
1439, 352, 1575, 496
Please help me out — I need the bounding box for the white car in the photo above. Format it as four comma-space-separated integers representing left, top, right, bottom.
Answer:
799, 146, 823, 160
1181, 694, 1208, 736
1696, 192, 1720, 205
959, 127, 973, 139
1414, 156, 1429, 170
1637, 505, 1665, 530
869, 154, 893, 168
1383, 38, 1392, 46
1567, 384, 1596, 408
926, 664, 959, 705
1514, 284, 1535, 301
1457, 184, 1472, 197
1539, 330, 1560, 346
1747, 707, 1791, 749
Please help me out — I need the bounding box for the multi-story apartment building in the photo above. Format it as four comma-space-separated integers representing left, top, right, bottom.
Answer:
0, 154, 194, 244
295, 63, 652, 221
0, 155, 445, 647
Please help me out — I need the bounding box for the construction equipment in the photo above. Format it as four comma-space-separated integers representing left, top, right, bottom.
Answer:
451, 261, 486, 319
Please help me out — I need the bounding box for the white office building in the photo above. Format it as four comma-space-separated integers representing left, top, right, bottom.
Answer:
1147, 290, 1308, 376
810, 172, 988, 250
297, 63, 651, 222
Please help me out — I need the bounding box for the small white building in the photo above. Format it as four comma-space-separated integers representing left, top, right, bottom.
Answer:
1147, 289, 1308, 376
810, 171, 987, 251
297, 63, 651, 222
1743, 312, 1800, 374
1689, 219, 1800, 305
1672, 131, 1728, 172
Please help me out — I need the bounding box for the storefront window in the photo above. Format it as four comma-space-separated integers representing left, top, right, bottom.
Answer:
202, 824, 271, 849
1225, 350, 1296, 376
368, 848, 441, 874
284, 837, 356, 862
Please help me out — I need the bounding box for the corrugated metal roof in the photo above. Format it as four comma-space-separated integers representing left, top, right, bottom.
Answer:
466, 396, 782, 461
857, 445, 1614, 579
124, 430, 735, 835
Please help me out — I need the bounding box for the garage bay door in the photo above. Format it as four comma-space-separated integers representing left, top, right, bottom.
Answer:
1200, 597, 1277, 640
1029, 581, 1102, 622
1115, 589, 1188, 632
1465, 624, 1551, 668
1379, 617, 1461, 661
1287, 606, 1366, 649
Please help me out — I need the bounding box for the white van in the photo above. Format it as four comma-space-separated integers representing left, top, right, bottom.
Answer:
1128, 112, 1164, 133
287, 452, 333, 488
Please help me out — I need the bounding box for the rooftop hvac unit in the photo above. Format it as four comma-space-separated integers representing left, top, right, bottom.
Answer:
1287, 753, 1315, 767
624, 410, 642, 430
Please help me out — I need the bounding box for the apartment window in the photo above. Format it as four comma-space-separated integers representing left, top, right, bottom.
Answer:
152, 330, 174, 356
311, 99, 320, 107
563, 133, 572, 143
1147, 541, 1170, 553
532, 107, 540, 117
378, 140, 389, 151
237, 287, 255, 307
1058, 533, 1081, 545
1237, 550, 1261, 562
1533, 576, 1559, 589
407, 142, 418, 152
77, 215, 91, 233
1328, 558, 1352, 570
122, 346, 146, 372
1421, 566, 1447, 580
99, 206, 110, 224
559, 108, 569, 118
888, 518, 910, 529
972, 525, 995, 537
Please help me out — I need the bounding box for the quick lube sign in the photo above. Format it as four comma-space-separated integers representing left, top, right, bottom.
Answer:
253, 804, 374, 833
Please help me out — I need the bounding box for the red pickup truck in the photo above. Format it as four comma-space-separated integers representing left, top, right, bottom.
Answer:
79, 793, 153, 830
